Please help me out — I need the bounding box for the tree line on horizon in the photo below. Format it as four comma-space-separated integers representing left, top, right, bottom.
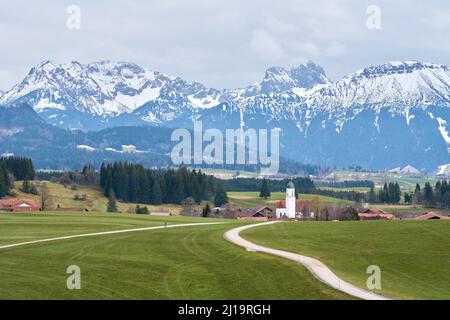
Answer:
406, 181, 450, 208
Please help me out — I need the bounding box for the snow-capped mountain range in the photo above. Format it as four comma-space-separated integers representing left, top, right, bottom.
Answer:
0, 60, 212, 116
2, 59, 450, 170
0, 60, 332, 125
2, 60, 450, 127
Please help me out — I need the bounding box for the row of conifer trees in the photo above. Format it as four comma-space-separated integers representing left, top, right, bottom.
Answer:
99, 163, 222, 205
0, 157, 35, 198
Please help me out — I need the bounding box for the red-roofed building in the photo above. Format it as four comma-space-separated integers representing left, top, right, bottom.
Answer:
0, 199, 39, 212
358, 208, 386, 214
357, 208, 394, 220
358, 213, 395, 220
237, 206, 274, 221
415, 212, 450, 220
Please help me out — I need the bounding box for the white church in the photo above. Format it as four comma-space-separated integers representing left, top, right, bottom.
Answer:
276, 181, 313, 220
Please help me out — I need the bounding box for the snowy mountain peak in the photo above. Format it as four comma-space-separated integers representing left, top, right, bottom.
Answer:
261, 66, 297, 92
0, 60, 198, 116
305, 60, 450, 109
349, 60, 448, 80
290, 61, 330, 87
36, 60, 54, 69
260, 61, 329, 94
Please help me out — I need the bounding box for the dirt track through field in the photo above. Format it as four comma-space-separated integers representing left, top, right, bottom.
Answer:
0, 222, 225, 250
224, 221, 391, 300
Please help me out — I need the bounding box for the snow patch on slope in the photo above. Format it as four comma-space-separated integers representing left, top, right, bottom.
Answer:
437, 117, 450, 144
437, 164, 450, 176
76, 145, 96, 152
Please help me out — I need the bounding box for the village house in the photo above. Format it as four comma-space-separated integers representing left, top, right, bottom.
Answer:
236, 206, 274, 221
0, 199, 39, 212
357, 208, 395, 220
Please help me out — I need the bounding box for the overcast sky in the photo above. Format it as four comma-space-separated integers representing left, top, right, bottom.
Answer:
0, 0, 449, 90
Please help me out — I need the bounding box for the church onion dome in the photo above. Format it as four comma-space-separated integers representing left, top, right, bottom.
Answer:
287, 181, 295, 189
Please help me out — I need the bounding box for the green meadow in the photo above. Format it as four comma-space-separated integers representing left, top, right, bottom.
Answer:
0, 212, 348, 300
2, 211, 448, 300
242, 220, 450, 300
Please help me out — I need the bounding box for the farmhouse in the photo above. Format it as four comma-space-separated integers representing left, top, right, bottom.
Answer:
0, 199, 39, 212
357, 208, 394, 220
237, 206, 274, 221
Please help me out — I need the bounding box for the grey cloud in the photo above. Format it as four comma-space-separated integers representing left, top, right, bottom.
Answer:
0, 0, 449, 90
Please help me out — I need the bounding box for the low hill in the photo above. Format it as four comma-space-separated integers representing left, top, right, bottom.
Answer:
8, 181, 183, 214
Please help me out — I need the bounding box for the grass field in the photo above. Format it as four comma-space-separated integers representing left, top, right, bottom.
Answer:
0, 212, 349, 299
0, 212, 206, 246
242, 220, 450, 300
228, 191, 353, 208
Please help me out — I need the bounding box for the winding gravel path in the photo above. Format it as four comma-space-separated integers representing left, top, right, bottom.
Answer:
224, 221, 390, 300
0, 222, 225, 250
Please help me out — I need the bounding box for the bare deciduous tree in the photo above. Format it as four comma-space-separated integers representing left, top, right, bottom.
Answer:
40, 182, 52, 211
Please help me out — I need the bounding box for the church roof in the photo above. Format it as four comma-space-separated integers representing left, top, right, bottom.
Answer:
277, 200, 310, 211
287, 181, 295, 189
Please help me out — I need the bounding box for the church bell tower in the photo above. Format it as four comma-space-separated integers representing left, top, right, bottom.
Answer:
286, 181, 296, 219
